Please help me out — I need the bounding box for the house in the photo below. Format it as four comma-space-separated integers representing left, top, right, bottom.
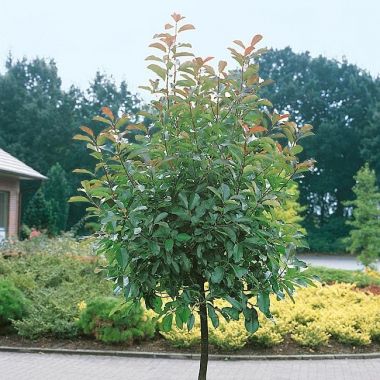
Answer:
0, 148, 46, 241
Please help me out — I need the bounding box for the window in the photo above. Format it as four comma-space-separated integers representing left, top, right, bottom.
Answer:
0, 191, 9, 241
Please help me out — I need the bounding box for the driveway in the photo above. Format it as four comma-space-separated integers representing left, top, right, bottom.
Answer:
1, 352, 379, 380
297, 254, 380, 271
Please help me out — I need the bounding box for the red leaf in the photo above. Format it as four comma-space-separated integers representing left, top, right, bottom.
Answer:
218, 60, 227, 73
101, 107, 114, 121
233, 40, 245, 49
79, 126, 94, 136
276, 143, 283, 152
178, 24, 195, 33
165, 23, 174, 30
244, 46, 254, 56
249, 126, 267, 134
251, 34, 263, 47
171, 12, 184, 22
149, 42, 167, 52
279, 114, 290, 120
203, 56, 214, 64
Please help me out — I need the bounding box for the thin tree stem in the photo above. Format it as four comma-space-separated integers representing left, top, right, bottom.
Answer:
198, 280, 209, 380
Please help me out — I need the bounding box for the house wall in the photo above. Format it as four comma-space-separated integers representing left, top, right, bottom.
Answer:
0, 175, 20, 238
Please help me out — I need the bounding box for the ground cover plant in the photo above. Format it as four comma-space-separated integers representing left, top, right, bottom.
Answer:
0, 237, 112, 339
305, 266, 380, 288
162, 284, 380, 350
72, 13, 315, 379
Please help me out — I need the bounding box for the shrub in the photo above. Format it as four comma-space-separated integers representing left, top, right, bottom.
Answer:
0, 279, 29, 326
0, 233, 94, 257
77, 297, 156, 344
1, 249, 111, 339
160, 284, 380, 349
291, 323, 330, 347
305, 266, 380, 287
161, 325, 201, 348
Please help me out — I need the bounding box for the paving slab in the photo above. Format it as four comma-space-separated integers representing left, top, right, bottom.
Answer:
1, 351, 379, 380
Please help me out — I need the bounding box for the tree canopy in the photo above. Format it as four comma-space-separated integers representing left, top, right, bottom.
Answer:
72, 14, 314, 380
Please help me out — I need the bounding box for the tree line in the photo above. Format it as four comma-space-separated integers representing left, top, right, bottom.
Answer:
0, 49, 379, 252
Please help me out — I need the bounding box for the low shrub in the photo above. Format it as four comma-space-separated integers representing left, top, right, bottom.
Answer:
305, 266, 380, 287
1, 252, 111, 339
77, 297, 156, 344
291, 323, 330, 347
0, 233, 93, 257
0, 279, 29, 326
160, 284, 380, 349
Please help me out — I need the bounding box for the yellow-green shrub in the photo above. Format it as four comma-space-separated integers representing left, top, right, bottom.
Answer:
160, 284, 380, 349
291, 322, 330, 347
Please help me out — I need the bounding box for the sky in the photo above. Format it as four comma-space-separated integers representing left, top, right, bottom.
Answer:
0, 0, 379, 100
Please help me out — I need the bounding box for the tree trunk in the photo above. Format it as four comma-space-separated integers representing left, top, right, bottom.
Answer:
198, 281, 209, 380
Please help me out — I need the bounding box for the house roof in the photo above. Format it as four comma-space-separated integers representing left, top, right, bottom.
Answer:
0, 149, 47, 180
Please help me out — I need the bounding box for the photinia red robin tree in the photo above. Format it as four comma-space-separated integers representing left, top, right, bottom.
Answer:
71, 13, 315, 380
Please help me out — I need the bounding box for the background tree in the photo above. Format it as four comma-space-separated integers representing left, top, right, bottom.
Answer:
258, 48, 380, 252
23, 188, 52, 232
344, 164, 380, 267
41, 163, 70, 235
0, 57, 141, 231
72, 14, 314, 380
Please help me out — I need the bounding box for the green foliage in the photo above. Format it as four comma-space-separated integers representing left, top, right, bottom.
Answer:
77, 297, 156, 344
344, 164, 380, 266
305, 266, 380, 287
274, 183, 306, 236
258, 48, 380, 252
42, 163, 71, 234
0, 279, 29, 326
23, 188, 53, 231
0, 238, 112, 338
73, 14, 314, 341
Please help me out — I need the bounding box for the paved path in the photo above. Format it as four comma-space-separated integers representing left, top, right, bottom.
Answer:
298, 254, 380, 271
1, 352, 380, 380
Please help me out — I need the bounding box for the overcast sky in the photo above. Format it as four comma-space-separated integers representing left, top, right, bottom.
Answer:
1, 0, 379, 100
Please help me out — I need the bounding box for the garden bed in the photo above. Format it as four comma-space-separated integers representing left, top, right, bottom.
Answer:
1, 237, 380, 356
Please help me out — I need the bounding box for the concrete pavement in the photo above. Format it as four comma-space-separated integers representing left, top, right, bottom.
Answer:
297, 253, 380, 271
1, 351, 379, 380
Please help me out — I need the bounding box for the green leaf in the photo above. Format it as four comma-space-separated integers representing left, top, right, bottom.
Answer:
153, 297, 163, 314
233, 244, 243, 263
154, 212, 168, 224
178, 192, 189, 209
147, 64, 166, 81
207, 304, 219, 328
68, 196, 90, 203
161, 314, 173, 332
73, 134, 93, 143
226, 296, 242, 311
211, 266, 224, 284
222, 307, 240, 321
72, 168, 94, 175
187, 314, 195, 331
244, 307, 259, 333
189, 193, 200, 210
176, 233, 191, 242
220, 183, 230, 200
232, 265, 248, 279
165, 239, 174, 252
257, 291, 271, 317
